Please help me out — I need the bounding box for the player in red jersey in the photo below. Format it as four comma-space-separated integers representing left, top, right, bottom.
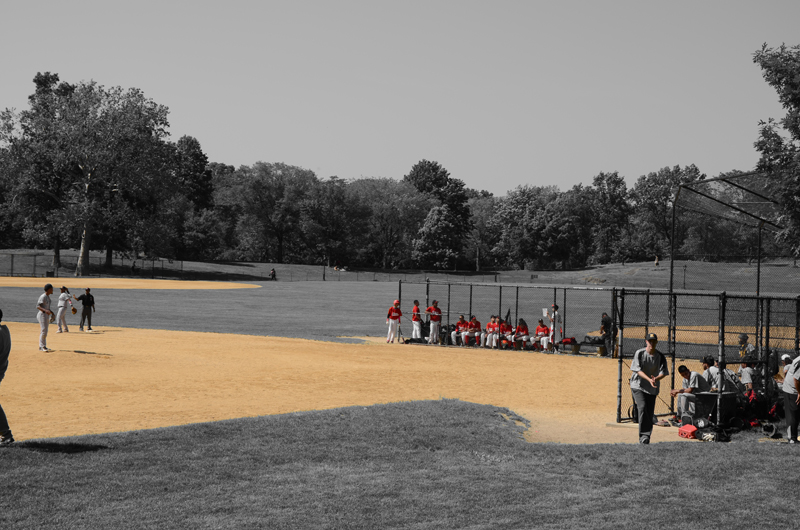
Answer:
451, 315, 469, 346
425, 300, 442, 345
386, 299, 402, 343
498, 319, 514, 349
532, 319, 550, 350
481, 315, 499, 348
463, 315, 482, 347
513, 318, 530, 350
411, 300, 422, 339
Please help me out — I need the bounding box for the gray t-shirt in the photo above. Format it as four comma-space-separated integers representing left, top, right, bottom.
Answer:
782, 358, 800, 395
703, 366, 720, 388
37, 293, 51, 315
630, 347, 669, 395
740, 367, 760, 390
683, 371, 712, 393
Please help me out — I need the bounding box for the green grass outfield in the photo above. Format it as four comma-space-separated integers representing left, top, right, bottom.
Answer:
0, 399, 791, 529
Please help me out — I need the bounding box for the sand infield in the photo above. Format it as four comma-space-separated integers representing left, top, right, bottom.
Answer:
0, 321, 690, 445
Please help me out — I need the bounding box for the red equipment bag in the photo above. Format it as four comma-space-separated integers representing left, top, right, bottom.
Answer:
679, 424, 698, 439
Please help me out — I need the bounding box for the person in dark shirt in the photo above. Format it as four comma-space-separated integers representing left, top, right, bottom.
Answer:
74, 288, 96, 332
0, 309, 13, 446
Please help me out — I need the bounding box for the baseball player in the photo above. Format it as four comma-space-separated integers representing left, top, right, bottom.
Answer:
425, 300, 442, 345
532, 319, 550, 350
481, 315, 499, 348
463, 315, 482, 347
548, 304, 563, 351
498, 318, 514, 349
451, 315, 469, 347
74, 288, 96, 332
630, 333, 669, 444
0, 309, 13, 446
55, 286, 74, 333
386, 300, 402, 343
513, 318, 530, 350
411, 300, 422, 339
36, 283, 54, 352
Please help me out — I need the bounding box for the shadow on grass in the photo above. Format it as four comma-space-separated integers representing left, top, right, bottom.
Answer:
15, 441, 109, 454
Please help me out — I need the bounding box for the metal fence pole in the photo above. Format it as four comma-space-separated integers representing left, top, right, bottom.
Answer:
498, 286, 502, 319
10, 254, 13, 276
515, 287, 519, 325
398, 280, 402, 305
33, 255, 37, 277
717, 292, 727, 428
562, 288, 567, 338
469, 284, 473, 318
447, 284, 451, 335
796, 296, 800, 356
617, 288, 625, 423
426, 278, 430, 308
644, 290, 650, 338
764, 298, 771, 389
669, 292, 677, 413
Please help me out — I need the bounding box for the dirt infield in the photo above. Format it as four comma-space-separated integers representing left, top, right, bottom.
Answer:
0, 322, 691, 445
0, 277, 258, 289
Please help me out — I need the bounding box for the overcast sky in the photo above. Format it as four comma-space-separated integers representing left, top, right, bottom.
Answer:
2, 1, 798, 194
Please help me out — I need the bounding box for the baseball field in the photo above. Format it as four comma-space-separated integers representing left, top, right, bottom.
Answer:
0, 277, 794, 528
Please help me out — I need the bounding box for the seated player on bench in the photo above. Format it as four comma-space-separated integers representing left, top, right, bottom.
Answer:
451, 315, 469, 347
498, 318, 514, 349
670, 365, 712, 423
513, 318, 530, 350
463, 315, 482, 347
531, 319, 549, 351
481, 315, 499, 348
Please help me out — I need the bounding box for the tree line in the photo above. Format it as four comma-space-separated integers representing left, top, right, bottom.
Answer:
0, 45, 797, 275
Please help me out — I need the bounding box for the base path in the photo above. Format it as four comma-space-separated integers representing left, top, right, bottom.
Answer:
0, 322, 689, 445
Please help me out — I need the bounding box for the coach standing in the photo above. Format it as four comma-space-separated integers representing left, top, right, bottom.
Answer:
630, 333, 669, 444
36, 284, 54, 351
782, 355, 800, 444
74, 288, 96, 332
0, 310, 13, 446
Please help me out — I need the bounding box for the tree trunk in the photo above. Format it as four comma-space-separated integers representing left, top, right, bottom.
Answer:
52, 237, 61, 269
105, 244, 113, 269
76, 223, 91, 277
475, 246, 480, 272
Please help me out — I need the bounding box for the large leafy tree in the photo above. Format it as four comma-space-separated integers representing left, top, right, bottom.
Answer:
588, 171, 630, 264
225, 162, 318, 263
347, 178, 433, 269
753, 43, 800, 254
489, 185, 558, 269
1, 75, 176, 275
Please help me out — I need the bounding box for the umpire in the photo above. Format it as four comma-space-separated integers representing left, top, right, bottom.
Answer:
74, 288, 96, 332
630, 333, 669, 444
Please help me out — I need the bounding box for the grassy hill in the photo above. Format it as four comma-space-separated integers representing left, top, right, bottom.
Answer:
0, 400, 789, 529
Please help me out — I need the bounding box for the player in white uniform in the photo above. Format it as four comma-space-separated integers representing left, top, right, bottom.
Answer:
548, 304, 563, 351
56, 286, 74, 333
36, 284, 54, 352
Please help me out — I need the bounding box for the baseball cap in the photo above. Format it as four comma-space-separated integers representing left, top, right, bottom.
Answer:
646, 333, 658, 342
393, 299, 399, 304
738, 333, 748, 341
782, 354, 792, 362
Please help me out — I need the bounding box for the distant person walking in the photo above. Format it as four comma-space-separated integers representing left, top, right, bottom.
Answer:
630, 333, 669, 444
56, 286, 74, 333
36, 284, 54, 352
74, 288, 96, 332
0, 309, 14, 446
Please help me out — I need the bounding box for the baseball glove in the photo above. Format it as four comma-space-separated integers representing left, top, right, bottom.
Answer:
71, 306, 77, 315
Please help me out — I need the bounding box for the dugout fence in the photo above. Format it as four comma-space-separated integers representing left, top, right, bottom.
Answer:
616, 289, 800, 427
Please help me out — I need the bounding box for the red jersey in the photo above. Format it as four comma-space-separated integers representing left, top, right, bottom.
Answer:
535, 325, 549, 336
514, 325, 529, 336
412, 305, 421, 322
499, 322, 513, 334
426, 306, 442, 322
455, 320, 469, 332
387, 307, 402, 320
486, 322, 499, 333
468, 320, 481, 332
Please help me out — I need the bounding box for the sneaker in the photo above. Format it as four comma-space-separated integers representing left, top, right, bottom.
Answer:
79, 328, 84, 332
639, 436, 650, 444
56, 330, 63, 333
87, 328, 93, 331
789, 439, 797, 444
0, 435, 14, 447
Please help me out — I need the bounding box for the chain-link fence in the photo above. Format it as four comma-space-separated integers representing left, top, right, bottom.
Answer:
398, 280, 616, 350
616, 289, 800, 426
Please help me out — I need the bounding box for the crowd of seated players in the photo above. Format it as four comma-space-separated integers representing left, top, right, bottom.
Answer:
443, 314, 558, 351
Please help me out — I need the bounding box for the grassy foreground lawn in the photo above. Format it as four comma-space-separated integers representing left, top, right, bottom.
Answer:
0, 400, 792, 529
